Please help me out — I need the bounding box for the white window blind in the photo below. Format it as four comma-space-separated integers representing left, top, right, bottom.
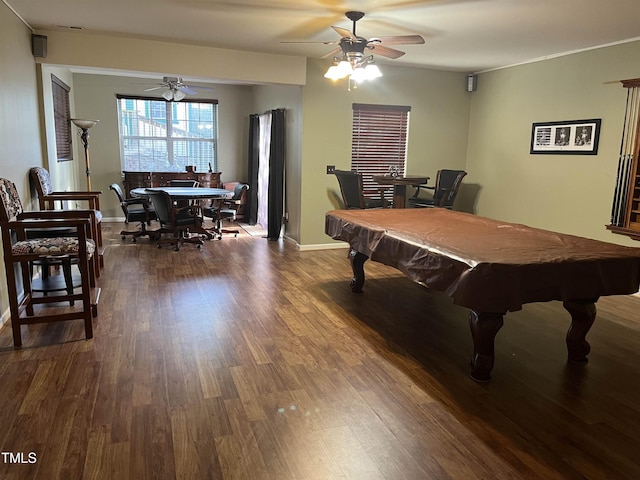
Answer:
351, 103, 410, 200
52, 75, 72, 162
117, 95, 218, 173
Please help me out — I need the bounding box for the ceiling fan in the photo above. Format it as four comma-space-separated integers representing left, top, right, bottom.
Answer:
143, 76, 214, 101
286, 11, 425, 83
323, 11, 425, 60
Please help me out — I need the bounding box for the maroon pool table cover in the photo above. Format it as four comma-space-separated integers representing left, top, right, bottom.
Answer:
325, 208, 640, 312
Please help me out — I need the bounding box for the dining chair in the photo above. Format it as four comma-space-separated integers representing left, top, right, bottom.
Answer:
109, 183, 157, 241
333, 170, 388, 209
169, 179, 199, 208
145, 189, 204, 250
202, 183, 249, 239
0, 178, 97, 347
408, 169, 467, 209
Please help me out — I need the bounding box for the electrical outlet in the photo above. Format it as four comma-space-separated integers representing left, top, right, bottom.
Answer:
326, 165, 335, 174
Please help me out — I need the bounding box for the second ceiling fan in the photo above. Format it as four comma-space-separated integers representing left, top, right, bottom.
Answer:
144, 77, 214, 101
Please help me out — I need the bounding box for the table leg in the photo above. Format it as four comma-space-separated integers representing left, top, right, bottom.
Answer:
393, 185, 408, 209
468, 310, 504, 382
563, 298, 598, 363
349, 249, 369, 293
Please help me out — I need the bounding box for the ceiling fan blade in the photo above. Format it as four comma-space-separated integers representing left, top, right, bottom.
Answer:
331, 26, 355, 40
281, 40, 339, 45
321, 47, 342, 59
368, 44, 406, 59
179, 86, 198, 95
372, 34, 425, 45
144, 86, 164, 91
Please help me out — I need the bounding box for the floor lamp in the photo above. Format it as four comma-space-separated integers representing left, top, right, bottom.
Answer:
71, 119, 99, 190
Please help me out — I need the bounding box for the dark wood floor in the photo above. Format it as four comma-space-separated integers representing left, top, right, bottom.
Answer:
1, 221, 639, 479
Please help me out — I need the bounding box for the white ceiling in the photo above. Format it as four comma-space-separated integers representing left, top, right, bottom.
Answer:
7, 0, 640, 73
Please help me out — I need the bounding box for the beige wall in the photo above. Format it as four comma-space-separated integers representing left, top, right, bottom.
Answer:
300, 58, 471, 247
468, 41, 640, 246
67, 73, 255, 219
22, 29, 474, 248
36, 29, 307, 86
0, 2, 46, 324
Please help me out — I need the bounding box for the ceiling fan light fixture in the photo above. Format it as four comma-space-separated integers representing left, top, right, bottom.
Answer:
162, 89, 174, 101
324, 59, 354, 80
174, 90, 186, 101
324, 65, 341, 80
316, 11, 421, 86
336, 60, 353, 77
364, 63, 382, 79
350, 66, 369, 83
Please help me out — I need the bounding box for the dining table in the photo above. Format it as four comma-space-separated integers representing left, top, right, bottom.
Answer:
371, 175, 430, 208
130, 186, 232, 239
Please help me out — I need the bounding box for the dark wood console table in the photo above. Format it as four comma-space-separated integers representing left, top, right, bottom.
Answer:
122, 171, 222, 198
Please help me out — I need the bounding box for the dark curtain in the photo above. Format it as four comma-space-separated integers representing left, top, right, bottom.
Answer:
246, 109, 286, 240
247, 114, 260, 225
267, 108, 285, 240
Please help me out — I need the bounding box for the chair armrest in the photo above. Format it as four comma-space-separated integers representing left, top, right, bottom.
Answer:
411, 185, 435, 198
173, 204, 200, 216
42, 192, 101, 211
220, 199, 242, 209
8, 218, 90, 228
123, 197, 146, 205
18, 211, 98, 240
123, 197, 153, 211
50, 190, 102, 196
18, 210, 94, 220
7, 218, 91, 237
436, 187, 452, 207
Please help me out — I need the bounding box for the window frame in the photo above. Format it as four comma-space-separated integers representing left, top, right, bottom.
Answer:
351, 103, 411, 201
116, 94, 218, 173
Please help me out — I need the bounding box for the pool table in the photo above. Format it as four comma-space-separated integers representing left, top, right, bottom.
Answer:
325, 208, 640, 381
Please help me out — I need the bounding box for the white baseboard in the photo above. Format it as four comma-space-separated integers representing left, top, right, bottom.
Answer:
296, 241, 349, 251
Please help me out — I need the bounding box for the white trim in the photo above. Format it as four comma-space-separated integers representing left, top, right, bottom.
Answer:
297, 242, 350, 252
2, 0, 33, 31
480, 36, 640, 74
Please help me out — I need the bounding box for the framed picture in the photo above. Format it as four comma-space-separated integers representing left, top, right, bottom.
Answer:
530, 119, 601, 155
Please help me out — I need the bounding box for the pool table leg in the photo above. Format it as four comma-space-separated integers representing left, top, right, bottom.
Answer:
468, 311, 504, 382
563, 298, 598, 363
349, 249, 369, 293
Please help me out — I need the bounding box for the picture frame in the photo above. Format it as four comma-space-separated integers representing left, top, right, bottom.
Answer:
530, 119, 601, 155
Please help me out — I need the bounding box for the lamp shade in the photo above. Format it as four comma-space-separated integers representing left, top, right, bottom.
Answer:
71, 119, 99, 129
364, 64, 382, 79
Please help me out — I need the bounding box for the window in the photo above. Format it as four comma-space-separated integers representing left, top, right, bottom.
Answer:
116, 95, 218, 172
351, 103, 410, 201
52, 75, 72, 162
607, 79, 640, 241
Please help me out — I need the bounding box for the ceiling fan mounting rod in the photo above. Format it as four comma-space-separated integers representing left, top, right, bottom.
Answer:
345, 11, 364, 36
